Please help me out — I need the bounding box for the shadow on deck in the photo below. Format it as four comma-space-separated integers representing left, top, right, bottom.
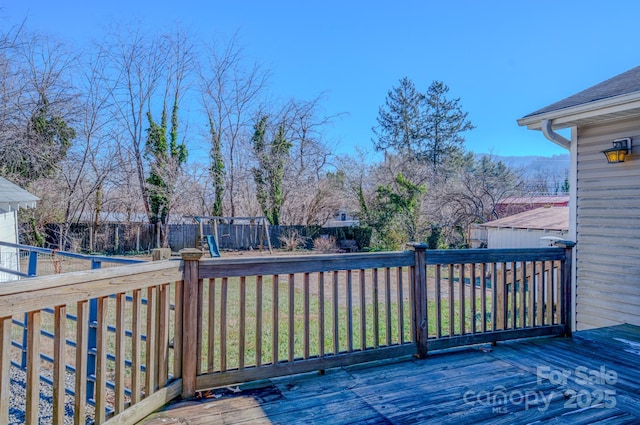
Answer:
139, 324, 640, 424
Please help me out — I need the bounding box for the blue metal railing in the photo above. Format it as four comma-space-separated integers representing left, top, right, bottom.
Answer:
0, 240, 143, 278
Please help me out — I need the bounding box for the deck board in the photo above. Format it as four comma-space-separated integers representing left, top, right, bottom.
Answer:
139, 324, 640, 424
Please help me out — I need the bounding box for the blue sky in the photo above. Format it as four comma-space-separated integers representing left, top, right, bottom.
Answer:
3, 1, 639, 158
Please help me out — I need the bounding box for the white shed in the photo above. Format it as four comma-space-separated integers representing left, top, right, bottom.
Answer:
481, 207, 569, 249
0, 177, 39, 281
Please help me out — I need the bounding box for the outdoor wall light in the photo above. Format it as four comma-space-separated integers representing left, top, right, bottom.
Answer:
602, 138, 631, 163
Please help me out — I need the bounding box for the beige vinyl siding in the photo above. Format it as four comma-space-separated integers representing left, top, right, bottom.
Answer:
575, 116, 640, 330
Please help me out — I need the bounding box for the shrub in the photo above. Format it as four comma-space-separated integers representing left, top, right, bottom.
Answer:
279, 229, 308, 251
313, 236, 337, 253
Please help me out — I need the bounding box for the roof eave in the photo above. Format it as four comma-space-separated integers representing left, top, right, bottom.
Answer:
517, 92, 640, 130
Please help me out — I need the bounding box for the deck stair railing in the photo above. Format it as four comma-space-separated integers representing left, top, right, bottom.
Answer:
0, 242, 574, 424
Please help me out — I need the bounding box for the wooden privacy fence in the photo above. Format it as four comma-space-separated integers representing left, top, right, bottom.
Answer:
41, 223, 371, 254
0, 243, 573, 424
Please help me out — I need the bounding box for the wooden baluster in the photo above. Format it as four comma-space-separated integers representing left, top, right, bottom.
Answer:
332, 271, 339, 354
511, 262, 517, 329
518, 261, 527, 328
114, 294, 126, 413
372, 268, 379, 348
0, 317, 11, 425
435, 264, 442, 338
448, 264, 455, 336
546, 261, 553, 325
460, 264, 466, 335
397, 267, 404, 343
481, 263, 487, 333
145, 287, 158, 395
173, 281, 183, 379
347, 270, 353, 352
256, 276, 263, 366
220, 278, 228, 372
240, 276, 247, 369
131, 290, 142, 404
492, 263, 499, 332
158, 284, 170, 386
359, 269, 366, 350
207, 279, 216, 372
53, 305, 66, 425
288, 274, 295, 362
470, 264, 477, 334
272, 274, 279, 364
26, 310, 41, 425
318, 272, 325, 357
196, 278, 204, 375
385, 267, 392, 346
495, 263, 505, 331
303, 273, 310, 359
527, 262, 535, 328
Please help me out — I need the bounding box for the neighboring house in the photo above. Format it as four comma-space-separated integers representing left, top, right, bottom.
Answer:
323, 209, 360, 228
518, 65, 640, 330
480, 206, 569, 249
0, 177, 39, 281
495, 195, 569, 217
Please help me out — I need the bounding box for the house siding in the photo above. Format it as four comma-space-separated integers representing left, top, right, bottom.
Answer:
0, 210, 20, 281
575, 116, 640, 329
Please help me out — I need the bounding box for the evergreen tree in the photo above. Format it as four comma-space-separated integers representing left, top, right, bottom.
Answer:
372, 173, 426, 249
422, 81, 475, 168
372, 77, 425, 158
209, 120, 225, 217
373, 78, 474, 169
252, 116, 269, 219
145, 95, 187, 245
251, 116, 292, 225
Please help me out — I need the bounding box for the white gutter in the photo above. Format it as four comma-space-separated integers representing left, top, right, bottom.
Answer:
541, 119, 571, 149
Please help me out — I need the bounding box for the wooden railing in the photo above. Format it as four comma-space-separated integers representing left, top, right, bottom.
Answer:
0, 260, 183, 425
0, 242, 573, 424
184, 243, 574, 395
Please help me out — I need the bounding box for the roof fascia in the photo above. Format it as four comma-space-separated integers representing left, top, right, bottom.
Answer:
518, 92, 640, 130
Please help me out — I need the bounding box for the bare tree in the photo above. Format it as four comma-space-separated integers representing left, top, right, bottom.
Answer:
0, 26, 83, 247
438, 155, 525, 246
54, 47, 121, 250
197, 34, 269, 218
256, 96, 340, 225
100, 25, 168, 221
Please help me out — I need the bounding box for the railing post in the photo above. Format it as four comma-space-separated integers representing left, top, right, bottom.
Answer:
409, 243, 428, 359
27, 250, 38, 277
181, 248, 203, 398
555, 240, 575, 337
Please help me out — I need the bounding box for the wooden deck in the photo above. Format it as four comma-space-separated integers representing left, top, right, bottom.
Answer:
139, 324, 640, 424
